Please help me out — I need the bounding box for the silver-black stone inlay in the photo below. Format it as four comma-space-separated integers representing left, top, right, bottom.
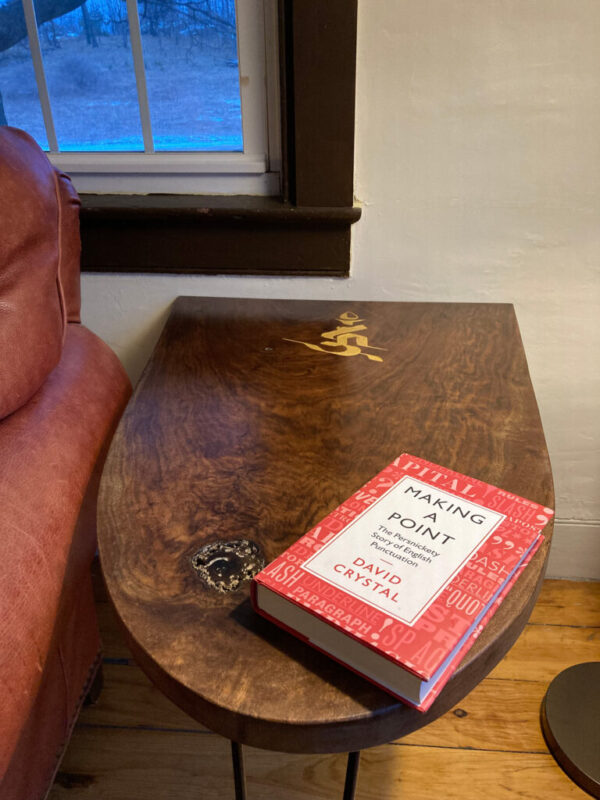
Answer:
191, 539, 265, 593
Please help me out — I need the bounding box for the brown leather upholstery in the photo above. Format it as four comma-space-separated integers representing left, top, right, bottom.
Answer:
0, 128, 132, 799
0, 127, 81, 419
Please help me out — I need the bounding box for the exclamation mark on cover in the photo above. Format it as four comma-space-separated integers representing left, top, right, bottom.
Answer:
371, 617, 393, 641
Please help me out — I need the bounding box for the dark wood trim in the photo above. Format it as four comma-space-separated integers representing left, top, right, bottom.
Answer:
80, 1, 359, 276
279, 1, 294, 204
80, 208, 355, 276
285, 0, 357, 207
80, 194, 361, 224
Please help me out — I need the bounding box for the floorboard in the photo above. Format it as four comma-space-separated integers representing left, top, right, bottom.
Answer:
47, 578, 597, 799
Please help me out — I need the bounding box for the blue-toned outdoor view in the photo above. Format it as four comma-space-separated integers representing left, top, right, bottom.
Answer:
0, 0, 242, 151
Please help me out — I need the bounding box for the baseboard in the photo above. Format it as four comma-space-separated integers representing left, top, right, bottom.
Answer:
546, 520, 600, 580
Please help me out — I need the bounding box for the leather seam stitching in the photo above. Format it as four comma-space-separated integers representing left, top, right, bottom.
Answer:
52, 169, 67, 344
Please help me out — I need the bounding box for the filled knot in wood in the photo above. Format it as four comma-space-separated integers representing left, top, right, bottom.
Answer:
191, 539, 265, 593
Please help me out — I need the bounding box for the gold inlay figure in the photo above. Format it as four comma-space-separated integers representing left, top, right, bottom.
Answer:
284, 311, 385, 362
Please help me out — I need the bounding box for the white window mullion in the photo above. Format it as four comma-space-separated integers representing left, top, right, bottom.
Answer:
125, 0, 154, 153
263, 0, 282, 176
235, 0, 270, 160
21, 0, 58, 152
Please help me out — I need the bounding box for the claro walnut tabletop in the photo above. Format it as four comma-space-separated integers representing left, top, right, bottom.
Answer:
98, 298, 554, 755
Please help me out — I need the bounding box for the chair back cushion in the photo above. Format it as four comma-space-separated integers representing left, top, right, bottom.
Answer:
0, 127, 81, 420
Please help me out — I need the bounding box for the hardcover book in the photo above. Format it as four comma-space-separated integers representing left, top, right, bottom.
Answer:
251, 454, 553, 711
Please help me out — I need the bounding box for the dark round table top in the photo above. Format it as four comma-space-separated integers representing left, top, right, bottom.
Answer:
98, 298, 554, 753
541, 662, 600, 798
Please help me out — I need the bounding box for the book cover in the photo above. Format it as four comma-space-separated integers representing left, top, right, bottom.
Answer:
251, 454, 553, 711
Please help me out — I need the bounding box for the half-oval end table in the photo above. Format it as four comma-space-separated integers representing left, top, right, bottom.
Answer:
98, 298, 554, 798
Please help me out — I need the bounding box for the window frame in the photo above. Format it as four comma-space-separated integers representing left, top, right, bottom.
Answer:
46, 0, 280, 196
80, 0, 360, 277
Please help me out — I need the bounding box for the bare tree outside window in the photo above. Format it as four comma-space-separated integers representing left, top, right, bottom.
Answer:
0, 0, 242, 151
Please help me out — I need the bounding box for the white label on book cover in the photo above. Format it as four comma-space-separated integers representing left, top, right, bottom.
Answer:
302, 476, 506, 626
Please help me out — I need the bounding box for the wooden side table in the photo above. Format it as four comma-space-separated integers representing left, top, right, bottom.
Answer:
98, 298, 554, 798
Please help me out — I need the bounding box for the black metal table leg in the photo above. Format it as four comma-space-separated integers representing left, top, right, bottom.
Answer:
231, 741, 247, 800
231, 742, 360, 799
343, 751, 361, 800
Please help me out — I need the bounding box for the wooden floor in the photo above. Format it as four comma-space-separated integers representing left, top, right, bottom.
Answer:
48, 578, 599, 800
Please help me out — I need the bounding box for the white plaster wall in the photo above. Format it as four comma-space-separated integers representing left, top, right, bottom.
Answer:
81, 0, 600, 579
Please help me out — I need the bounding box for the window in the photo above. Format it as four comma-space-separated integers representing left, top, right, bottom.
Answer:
3, 1, 360, 275
0, 0, 280, 194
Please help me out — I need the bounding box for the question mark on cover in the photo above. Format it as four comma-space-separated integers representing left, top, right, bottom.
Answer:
371, 617, 393, 641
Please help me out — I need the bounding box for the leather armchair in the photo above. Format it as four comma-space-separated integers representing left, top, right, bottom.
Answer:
0, 127, 132, 799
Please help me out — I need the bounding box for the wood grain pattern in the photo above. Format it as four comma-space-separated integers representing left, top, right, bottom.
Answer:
488, 624, 600, 682
97, 298, 554, 753
80, 662, 209, 733
529, 579, 600, 627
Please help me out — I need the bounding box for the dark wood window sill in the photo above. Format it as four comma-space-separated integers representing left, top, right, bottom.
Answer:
80, 195, 361, 276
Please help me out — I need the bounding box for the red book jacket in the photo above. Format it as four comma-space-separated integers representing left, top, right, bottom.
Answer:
252, 454, 553, 710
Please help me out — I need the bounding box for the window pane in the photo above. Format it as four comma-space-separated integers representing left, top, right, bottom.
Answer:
141, 0, 242, 152
0, 0, 242, 153
0, 6, 48, 148
40, 0, 144, 151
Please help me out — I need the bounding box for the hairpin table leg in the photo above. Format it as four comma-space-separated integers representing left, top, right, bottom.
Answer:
343, 751, 361, 800
231, 741, 246, 800
230, 742, 360, 799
